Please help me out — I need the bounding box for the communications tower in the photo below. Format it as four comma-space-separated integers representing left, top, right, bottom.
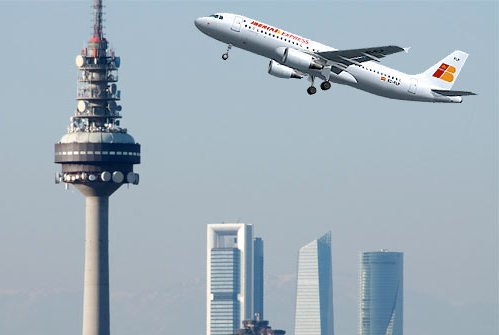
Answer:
54, 1, 140, 334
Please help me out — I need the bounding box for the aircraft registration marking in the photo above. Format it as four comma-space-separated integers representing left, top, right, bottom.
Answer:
381, 76, 401, 86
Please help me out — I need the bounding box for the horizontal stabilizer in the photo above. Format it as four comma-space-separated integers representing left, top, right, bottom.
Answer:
432, 89, 477, 96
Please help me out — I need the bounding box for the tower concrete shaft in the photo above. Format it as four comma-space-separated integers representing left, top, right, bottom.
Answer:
82, 195, 110, 335
54, 1, 140, 334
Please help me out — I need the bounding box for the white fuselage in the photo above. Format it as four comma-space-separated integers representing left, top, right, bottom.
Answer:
195, 13, 463, 103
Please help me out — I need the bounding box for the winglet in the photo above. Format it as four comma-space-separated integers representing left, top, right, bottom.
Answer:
403, 47, 411, 53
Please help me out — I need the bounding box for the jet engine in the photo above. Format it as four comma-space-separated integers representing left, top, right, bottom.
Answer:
268, 60, 303, 79
281, 47, 323, 71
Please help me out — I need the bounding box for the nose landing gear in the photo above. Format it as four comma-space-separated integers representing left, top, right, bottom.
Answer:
222, 44, 232, 60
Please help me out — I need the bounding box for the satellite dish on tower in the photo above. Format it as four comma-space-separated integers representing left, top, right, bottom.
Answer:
108, 101, 117, 112
101, 171, 111, 182
112, 171, 124, 183
75, 55, 85, 68
77, 101, 88, 112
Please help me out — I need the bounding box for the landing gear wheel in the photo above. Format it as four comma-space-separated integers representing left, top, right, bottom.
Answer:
222, 44, 232, 61
320, 81, 331, 91
307, 86, 317, 95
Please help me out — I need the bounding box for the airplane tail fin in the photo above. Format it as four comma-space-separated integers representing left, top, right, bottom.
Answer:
417, 50, 469, 90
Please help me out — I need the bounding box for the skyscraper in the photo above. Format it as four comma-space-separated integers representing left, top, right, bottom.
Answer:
253, 237, 264, 320
294, 232, 334, 335
207, 223, 254, 335
359, 250, 403, 335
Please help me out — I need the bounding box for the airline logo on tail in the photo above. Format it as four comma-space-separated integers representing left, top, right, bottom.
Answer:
433, 63, 456, 82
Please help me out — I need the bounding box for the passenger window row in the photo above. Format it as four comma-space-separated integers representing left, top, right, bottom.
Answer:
356, 64, 401, 81
244, 23, 319, 52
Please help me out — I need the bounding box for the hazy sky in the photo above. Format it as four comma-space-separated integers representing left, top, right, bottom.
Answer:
0, 1, 497, 335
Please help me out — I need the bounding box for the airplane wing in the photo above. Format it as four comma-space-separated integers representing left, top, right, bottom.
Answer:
317, 45, 406, 73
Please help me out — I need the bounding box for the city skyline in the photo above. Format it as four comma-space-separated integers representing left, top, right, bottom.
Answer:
206, 225, 405, 335
0, 1, 496, 335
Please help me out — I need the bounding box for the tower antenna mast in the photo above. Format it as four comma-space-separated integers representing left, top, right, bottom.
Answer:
93, 0, 104, 40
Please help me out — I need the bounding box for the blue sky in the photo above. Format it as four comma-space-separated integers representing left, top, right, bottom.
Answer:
0, 1, 497, 335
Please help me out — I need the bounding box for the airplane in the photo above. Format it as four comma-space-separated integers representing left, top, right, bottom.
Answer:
194, 13, 476, 102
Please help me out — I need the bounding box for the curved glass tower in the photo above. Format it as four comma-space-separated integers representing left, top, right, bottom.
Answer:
359, 251, 403, 335
294, 232, 334, 335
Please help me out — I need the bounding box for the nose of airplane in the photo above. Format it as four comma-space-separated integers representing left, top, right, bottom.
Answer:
194, 17, 207, 31
194, 17, 202, 29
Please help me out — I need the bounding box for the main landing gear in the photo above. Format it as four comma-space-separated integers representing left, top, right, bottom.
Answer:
307, 76, 317, 95
307, 79, 332, 95
320, 81, 331, 91
222, 44, 232, 60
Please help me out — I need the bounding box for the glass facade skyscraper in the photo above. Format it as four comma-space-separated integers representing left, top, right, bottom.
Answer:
210, 248, 241, 335
359, 251, 403, 335
253, 237, 264, 319
294, 232, 334, 335
207, 223, 254, 335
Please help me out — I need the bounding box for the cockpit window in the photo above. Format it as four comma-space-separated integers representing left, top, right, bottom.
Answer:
209, 14, 223, 20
